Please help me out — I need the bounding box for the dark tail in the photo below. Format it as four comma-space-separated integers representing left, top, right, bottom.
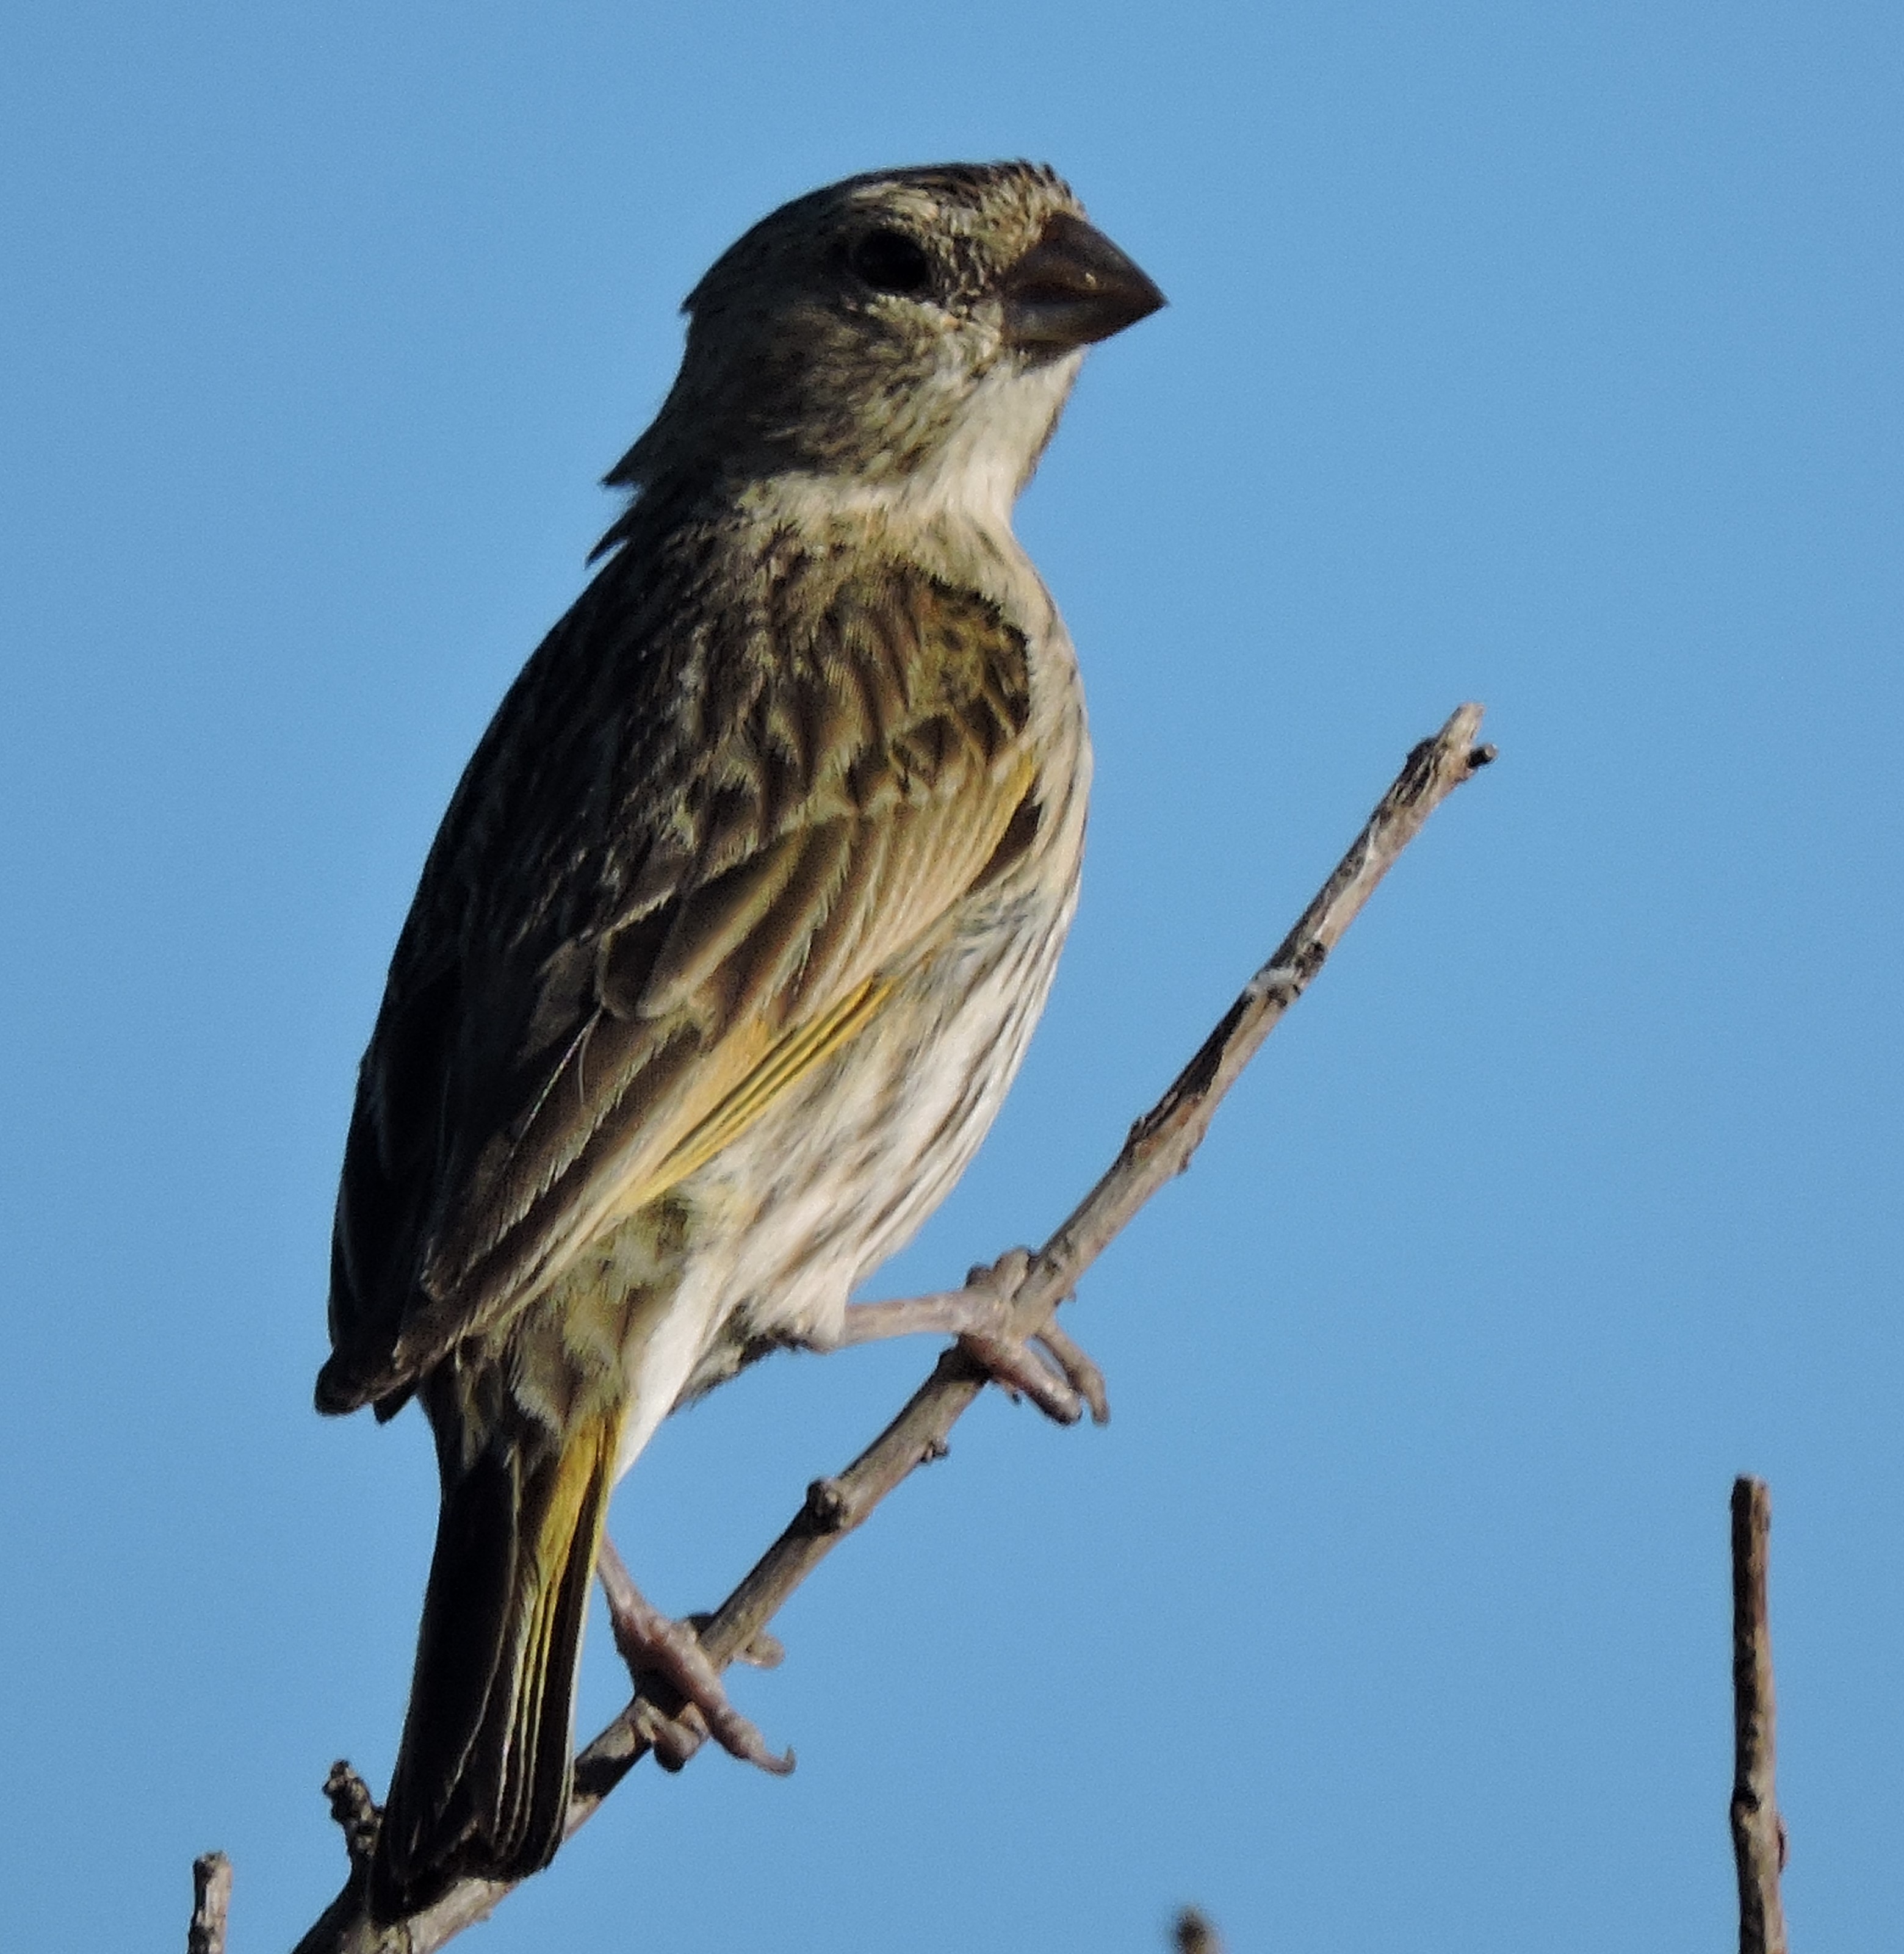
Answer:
369, 1406, 618, 1923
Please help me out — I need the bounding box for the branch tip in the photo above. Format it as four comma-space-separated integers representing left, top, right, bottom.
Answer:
189, 1851, 233, 1954
1729, 1474, 1787, 1954
322, 1759, 380, 1871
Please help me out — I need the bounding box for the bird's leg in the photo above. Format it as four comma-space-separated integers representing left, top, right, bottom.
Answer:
596, 1535, 795, 1776
824, 1249, 1110, 1426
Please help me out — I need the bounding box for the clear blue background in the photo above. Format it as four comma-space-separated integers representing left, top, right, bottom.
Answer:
3, 4, 1899, 1948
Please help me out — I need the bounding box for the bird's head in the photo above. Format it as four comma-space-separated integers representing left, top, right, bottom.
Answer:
604, 162, 1164, 532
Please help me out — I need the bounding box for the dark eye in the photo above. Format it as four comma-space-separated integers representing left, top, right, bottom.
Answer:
849, 227, 934, 297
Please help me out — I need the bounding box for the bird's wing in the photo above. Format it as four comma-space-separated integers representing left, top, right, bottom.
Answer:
323, 553, 1044, 1408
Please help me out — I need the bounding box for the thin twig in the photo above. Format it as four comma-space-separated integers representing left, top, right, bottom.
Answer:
188, 1853, 232, 1954
1731, 1476, 1789, 1954
287, 704, 1494, 1954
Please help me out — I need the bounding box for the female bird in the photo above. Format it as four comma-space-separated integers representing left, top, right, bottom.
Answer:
319, 160, 1163, 1920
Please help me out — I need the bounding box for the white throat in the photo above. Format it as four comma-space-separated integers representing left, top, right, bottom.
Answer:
896, 350, 1083, 532
754, 350, 1084, 544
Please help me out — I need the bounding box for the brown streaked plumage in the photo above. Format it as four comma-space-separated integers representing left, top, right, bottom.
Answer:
319, 161, 1163, 1921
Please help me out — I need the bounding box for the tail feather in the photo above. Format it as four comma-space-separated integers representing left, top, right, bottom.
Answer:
369, 1409, 616, 1923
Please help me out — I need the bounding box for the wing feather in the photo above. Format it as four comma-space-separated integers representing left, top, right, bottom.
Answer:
323, 541, 1039, 1408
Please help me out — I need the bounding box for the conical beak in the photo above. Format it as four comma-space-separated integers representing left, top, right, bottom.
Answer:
1000, 212, 1167, 352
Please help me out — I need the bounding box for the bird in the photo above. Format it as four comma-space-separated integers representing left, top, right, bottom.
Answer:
317, 160, 1164, 1921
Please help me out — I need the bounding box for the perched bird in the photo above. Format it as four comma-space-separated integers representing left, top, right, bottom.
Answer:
319, 160, 1164, 1920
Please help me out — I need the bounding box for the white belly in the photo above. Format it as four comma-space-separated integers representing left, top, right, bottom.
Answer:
604, 858, 1076, 1482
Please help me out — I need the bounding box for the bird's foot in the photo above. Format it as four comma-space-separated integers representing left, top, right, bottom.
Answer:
830, 1250, 1109, 1426
596, 1537, 794, 1777
954, 1250, 1110, 1427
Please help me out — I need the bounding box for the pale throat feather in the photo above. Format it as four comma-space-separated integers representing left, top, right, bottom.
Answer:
747, 349, 1084, 582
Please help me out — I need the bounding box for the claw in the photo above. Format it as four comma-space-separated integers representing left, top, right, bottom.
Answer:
597, 1539, 794, 1776
967, 1247, 1033, 1293
959, 1325, 1086, 1423
1034, 1318, 1111, 1425
825, 1251, 1111, 1426
957, 1250, 1111, 1427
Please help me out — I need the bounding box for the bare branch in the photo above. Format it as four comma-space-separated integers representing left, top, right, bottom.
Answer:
284, 704, 1494, 1953
1731, 1476, 1789, 1954
188, 1853, 232, 1954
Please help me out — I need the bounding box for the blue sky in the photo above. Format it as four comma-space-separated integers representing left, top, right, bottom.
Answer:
4, 3, 1900, 1948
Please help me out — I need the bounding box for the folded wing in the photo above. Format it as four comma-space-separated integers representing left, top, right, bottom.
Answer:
322, 551, 1040, 1411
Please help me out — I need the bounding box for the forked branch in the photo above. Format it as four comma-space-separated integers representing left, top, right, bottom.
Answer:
256, 704, 1495, 1954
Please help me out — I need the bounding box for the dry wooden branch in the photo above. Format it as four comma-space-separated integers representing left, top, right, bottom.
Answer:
188, 1853, 232, 1954
1731, 1476, 1789, 1954
277, 704, 1493, 1954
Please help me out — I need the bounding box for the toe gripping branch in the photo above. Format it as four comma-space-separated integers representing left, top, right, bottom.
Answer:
953, 1249, 1109, 1426
596, 1537, 794, 1777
